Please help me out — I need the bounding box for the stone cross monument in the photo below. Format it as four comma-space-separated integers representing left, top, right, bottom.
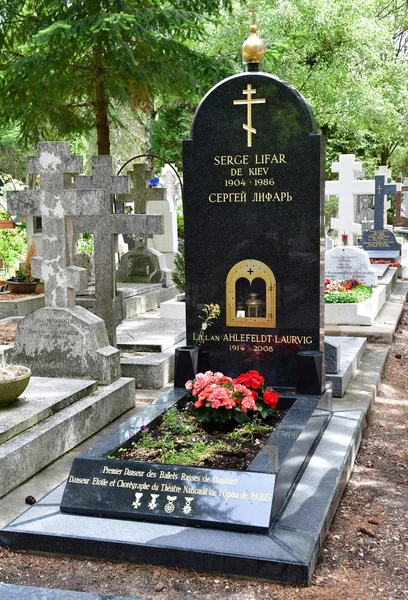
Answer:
73, 156, 163, 345
327, 154, 374, 245
7, 142, 104, 306
7, 142, 120, 384
373, 170, 398, 230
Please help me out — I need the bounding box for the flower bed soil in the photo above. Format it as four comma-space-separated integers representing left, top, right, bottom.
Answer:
111, 401, 284, 471
0, 292, 43, 300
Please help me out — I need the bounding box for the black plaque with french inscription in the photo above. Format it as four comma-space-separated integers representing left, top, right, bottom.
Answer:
182, 72, 325, 389
61, 458, 276, 533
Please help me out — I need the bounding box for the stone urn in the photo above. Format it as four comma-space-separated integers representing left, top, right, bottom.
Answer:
0, 366, 31, 406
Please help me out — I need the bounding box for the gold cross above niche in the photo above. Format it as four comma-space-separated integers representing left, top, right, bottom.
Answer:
233, 84, 266, 148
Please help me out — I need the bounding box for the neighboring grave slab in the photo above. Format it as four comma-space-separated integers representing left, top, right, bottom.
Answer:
11, 307, 120, 385
117, 239, 171, 287
183, 72, 324, 388
324, 337, 341, 374
325, 246, 378, 287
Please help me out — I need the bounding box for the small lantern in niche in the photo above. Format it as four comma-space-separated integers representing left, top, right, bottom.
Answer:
342, 232, 348, 245
245, 292, 265, 318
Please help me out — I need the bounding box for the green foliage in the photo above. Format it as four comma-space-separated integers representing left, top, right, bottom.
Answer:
150, 102, 195, 170
227, 416, 272, 442
325, 285, 373, 304
176, 209, 184, 240
0, 0, 234, 154
125, 408, 228, 466
0, 124, 29, 182
0, 211, 27, 278
325, 195, 339, 230
172, 244, 185, 292
77, 235, 94, 255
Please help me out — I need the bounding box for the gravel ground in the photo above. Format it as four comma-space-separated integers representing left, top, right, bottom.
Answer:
0, 305, 407, 599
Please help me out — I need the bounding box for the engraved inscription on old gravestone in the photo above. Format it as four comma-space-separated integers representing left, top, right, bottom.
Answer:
325, 246, 378, 287
182, 72, 325, 387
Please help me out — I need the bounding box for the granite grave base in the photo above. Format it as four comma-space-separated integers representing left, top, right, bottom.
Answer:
0, 396, 365, 585
58, 386, 331, 534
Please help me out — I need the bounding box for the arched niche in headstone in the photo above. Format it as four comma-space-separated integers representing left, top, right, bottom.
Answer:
226, 259, 276, 328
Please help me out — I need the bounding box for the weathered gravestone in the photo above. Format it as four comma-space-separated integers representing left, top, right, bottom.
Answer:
72, 156, 163, 346
325, 246, 378, 287
182, 62, 325, 388
116, 238, 172, 287
7, 143, 120, 384
116, 164, 173, 283
361, 173, 401, 261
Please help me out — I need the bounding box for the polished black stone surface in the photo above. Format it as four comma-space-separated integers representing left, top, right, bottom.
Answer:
0, 408, 361, 585
61, 459, 276, 533
60, 388, 331, 534
361, 228, 401, 253
182, 72, 325, 388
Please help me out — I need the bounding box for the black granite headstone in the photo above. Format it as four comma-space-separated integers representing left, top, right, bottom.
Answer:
361, 228, 401, 262
182, 72, 325, 388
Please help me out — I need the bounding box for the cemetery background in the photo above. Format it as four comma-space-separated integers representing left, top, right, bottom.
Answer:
0, 1, 404, 593
0, 315, 406, 598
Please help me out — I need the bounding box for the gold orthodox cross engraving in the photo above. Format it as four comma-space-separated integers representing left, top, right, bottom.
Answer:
376, 184, 383, 195
233, 84, 266, 147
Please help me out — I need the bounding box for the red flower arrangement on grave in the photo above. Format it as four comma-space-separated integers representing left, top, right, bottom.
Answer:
370, 258, 402, 268
185, 369, 278, 423
324, 277, 362, 293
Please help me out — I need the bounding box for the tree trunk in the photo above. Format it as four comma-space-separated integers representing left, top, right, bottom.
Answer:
92, 45, 110, 155
380, 146, 390, 166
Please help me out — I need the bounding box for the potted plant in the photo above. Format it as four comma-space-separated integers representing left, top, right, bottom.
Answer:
0, 353, 31, 406
6, 241, 38, 294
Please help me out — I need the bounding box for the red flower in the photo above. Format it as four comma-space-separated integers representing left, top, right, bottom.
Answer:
263, 389, 278, 409
235, 369, 265, 390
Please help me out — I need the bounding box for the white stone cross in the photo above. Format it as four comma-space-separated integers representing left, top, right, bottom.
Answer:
7, 142, 105, 308
73, 156, 163, 345
327, 154, 375, 245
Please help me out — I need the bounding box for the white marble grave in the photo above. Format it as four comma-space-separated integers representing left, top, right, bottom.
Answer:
325, 246, 378, 287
